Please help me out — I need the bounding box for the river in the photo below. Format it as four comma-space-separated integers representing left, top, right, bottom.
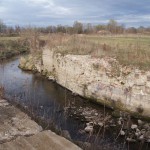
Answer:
0, 57, 149, 150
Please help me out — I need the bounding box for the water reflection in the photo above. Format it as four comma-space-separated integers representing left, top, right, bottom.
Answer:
0, 58, 148, 150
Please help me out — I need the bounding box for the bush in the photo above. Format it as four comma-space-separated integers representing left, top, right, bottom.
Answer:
0, 39, 30, 60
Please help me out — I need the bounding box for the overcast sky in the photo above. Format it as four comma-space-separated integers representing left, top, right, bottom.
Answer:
0, 0, 150, 27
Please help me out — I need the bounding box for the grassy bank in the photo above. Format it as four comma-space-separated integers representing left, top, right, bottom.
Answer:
0, 37, 30, 60
45, 34, 150, 70
1, 34, 150, 70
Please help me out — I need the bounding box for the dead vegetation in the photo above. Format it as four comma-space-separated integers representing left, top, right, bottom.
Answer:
43, 34, 150, 70
0, 38, 30, 60
1, 30, 150, 70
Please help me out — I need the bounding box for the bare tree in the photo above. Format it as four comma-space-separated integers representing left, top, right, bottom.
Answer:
0, 19, 6, 34
73, 21, 83, 34
107, 19, 118, 34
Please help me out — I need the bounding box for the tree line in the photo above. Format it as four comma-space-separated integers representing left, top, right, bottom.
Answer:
0, 19, 150, 36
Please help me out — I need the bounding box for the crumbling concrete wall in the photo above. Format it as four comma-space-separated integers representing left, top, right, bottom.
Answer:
19, 48, 150, 119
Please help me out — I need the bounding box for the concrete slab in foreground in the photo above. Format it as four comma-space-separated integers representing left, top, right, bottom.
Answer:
0, 99, 81, 150
0, 130, 81, 150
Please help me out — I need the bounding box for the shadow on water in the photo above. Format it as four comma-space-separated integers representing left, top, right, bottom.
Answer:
0, 57, 149, 150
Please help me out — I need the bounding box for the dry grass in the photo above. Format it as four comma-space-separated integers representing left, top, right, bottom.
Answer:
0, 37, 30, 60
45, 34, 150, 70
87, 35, 150, 70
0, 36, 20, 41
1, 33, 150, 70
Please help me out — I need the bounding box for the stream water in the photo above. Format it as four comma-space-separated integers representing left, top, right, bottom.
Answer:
0, 57, 149, 150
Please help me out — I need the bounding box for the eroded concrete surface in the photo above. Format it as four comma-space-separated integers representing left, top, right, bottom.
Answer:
19, 49, 150, 118
0, 99, 81, 150
0, 99, 42, 144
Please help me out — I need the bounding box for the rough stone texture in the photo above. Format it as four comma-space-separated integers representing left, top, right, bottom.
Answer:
0, 99, 81, 150
19, 49, 150, 118
0, 130, 81, 150
0, 99, 42, 144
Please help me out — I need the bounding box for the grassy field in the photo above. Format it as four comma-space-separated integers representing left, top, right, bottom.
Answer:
1, 34, 150, 70
87, 35, 150, 70
0, 36, 20, 41
46, 34, 150, 70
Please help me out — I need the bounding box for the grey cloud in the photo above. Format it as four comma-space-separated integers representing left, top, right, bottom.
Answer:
0, 0, 150, 27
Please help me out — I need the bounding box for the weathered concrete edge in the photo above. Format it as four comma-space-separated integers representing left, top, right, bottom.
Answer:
1, 130, 82, 150
19, 49, 150, 120
0, 98, 81, 149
